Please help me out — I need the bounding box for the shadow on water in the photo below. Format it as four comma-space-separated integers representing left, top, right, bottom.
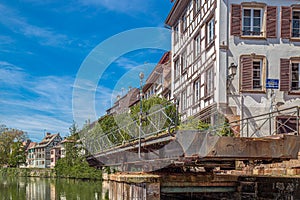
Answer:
0, 175, 103, 200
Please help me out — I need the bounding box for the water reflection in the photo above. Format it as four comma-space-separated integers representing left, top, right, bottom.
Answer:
0, 176, 102, 200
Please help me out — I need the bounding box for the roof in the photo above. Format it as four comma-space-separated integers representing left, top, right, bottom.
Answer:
36, 133, 61, 148
165, 0, 190, 27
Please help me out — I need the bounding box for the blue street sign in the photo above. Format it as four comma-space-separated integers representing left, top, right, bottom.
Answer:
266, 79, 279, 89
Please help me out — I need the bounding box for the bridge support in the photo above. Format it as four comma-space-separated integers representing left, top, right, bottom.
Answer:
103, 172, 238, 200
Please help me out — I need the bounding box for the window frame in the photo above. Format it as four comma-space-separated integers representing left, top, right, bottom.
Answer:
291, 62, 300, 91
252, 59, 263, 90
206, 17, 215, 46
205, 67, 214, 97
292, 9, 300, 38
181, 50, 187, 73
242, 7, 264, 37
194, 78, 201, 103
174, 58, 180, 79
174, 23, 179, 44
181, 90, 187, 111
194, 0, 201, 14
240, 55, 266, 93
194, 33, 201, 58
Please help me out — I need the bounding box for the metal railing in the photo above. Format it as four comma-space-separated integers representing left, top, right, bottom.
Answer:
81, 104, 177, 154
229, 106, 300, 137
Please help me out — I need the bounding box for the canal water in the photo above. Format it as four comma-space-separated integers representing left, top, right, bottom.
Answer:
0, 176, 104, 200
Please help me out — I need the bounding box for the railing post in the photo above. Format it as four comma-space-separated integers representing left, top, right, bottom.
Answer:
269, 113, 272, 136
247, 119, 249, 137
297, 107, 299, 136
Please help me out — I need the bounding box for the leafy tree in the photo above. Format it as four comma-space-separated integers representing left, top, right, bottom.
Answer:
0, 125, 27, 166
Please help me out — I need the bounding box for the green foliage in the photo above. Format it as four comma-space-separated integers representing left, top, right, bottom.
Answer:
55, 123, 102, 180
85, 96, 178, 148
178, 117, 210, 131
0, 125, 27, 166
130, 96, 178, 131
8, 142, 26, 167
178, 116, 233, 137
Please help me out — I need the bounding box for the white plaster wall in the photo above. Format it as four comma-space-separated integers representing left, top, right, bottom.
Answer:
223, 0, 300, 136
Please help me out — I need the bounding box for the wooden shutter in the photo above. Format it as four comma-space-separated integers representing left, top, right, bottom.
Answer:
280, 58, 290, 91
241, 56, 253, 91
281, 7, 291, 39
267, 6, 277, 38
231, 4, 241, 36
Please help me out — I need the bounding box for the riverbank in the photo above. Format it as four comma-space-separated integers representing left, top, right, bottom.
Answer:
0, 167, 102, 180
0, 167, 55, 178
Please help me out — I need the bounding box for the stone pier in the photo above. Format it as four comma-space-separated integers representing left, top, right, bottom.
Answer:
103, 172, 300, 199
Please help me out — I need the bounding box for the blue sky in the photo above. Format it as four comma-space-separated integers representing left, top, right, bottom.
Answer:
0, 0, 173, 141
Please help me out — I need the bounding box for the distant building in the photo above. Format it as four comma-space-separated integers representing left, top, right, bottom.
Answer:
106, 88, 140, 115
26, 142, 37, 168
29, 133, 62, 168
143, 51, 172, 101
50, 146, 61, 168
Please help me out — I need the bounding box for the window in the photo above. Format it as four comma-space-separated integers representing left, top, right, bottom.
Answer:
174, 59, 180, 79
194, 34, 201, 57
280, 59, 300, 93
182, 51, 187, 71
252, 60, 262, 90
232, 4, 276, 38
206, 67, 214, 96
195, 0, 201, 13
240, 55, 265, 92
281, 7, 300, 39
207, 18, 215, 44
194, 79, 200, 102
174, 24, 179, 43
242, 8, 262, 36
182, 14, 188, 32
292, 10, 300, 37
291, 63, 300, 90
182, 91, 187, 110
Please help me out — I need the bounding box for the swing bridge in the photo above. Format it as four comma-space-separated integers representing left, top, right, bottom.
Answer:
81, 105, 300, 171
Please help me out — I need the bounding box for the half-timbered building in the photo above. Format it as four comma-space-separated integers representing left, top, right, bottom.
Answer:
166, 0, 300, 136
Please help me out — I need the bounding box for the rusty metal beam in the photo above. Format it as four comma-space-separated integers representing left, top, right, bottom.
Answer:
87, 130, 300, 169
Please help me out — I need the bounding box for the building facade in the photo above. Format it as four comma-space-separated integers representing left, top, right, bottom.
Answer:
29, 133, 62, 168
143, 51, 172, 101
166, 0, 300, 136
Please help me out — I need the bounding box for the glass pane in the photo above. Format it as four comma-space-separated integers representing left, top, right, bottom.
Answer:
253, 10, 261, 17
243, 27, 251, 35
253, 18, 261, 27
243, 18, 251, 26
253, 27, 261, 35
243, 9, 251, 17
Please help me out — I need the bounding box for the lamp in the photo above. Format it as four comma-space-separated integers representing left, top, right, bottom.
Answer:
227, 63, 238, 89
228, 63, 237, 79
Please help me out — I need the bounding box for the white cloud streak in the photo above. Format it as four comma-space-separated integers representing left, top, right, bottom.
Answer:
0, 3, 69, 47
0, 61, 116, 140
0, 62, 74, 140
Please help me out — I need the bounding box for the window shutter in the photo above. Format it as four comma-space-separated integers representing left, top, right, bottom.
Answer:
267, 6, 277, 38
281, 7, 291, 39
280, 58, 290, 91
231, 4, 241, 36
241, 56, 253, 91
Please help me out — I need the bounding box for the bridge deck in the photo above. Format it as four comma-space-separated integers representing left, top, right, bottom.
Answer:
87, 130, 300, 171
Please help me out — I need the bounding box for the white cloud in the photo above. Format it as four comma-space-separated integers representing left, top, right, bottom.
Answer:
0, 3, 69, 47
0, 61, 74, 140
114, 57, 140, 70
